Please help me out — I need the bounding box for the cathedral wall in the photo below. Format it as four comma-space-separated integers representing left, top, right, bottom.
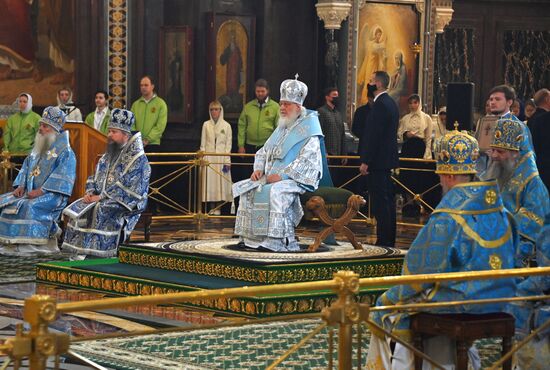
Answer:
434, 0, 550, 112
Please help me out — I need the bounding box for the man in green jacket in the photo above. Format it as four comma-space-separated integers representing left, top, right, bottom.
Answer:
3, 93, 41, 154
130, 75, 168, 150
237, 79, 280, 155
84, 90, 110, 134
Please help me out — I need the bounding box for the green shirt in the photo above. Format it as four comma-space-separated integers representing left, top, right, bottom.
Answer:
4, 111, 41, 154
85, 109, 110, 135
237, 98, 280, 148
130, 95, 168, 146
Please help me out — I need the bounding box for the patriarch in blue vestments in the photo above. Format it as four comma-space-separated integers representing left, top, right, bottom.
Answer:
0, 106, 76, 255
62, 108, 150, 258
233, 75, 325, 252
366, 127, 520, 370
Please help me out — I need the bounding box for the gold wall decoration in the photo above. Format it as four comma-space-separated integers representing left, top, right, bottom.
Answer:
108, 0, 128, 108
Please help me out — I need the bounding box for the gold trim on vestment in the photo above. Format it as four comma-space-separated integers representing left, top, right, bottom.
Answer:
452, 180, 497, 188
432, 206, 503, 216
448, 214, 511, 248
490, 143, 519, 151
513, 172, 539, 212
518, 207, 544, 226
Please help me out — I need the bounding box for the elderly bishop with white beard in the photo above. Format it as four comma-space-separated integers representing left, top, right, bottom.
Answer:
0, 106, 76, 256
233, 76, 326, 252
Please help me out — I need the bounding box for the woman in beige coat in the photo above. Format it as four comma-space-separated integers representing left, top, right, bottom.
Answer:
200, 101, 233, 214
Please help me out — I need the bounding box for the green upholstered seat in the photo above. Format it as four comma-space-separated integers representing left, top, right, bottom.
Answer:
300, 187, 354, 220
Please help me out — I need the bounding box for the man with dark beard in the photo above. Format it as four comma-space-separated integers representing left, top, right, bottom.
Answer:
0, 106, 76, 255
482, 117, 550, 266
62, 109, 150, 259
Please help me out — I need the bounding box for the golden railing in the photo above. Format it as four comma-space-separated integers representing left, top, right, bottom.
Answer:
0, 151, 25, 194
1, 267, 549, 369
144, 151, 438, 233
0, 150, 437, 232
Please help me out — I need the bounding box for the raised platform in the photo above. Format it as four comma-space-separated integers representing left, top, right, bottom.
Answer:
37, 238, 405, 318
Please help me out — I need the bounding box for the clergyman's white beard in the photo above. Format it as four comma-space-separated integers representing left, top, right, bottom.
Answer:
483, 157, 517, 186
32, 132, 57, 156
278, 109, 301, 128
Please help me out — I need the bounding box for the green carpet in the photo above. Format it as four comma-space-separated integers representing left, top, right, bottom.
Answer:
70, 319, 504, 369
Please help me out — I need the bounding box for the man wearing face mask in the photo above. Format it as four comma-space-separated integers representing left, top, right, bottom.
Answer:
359, 71, 399, 247
318, 87, 347, 184
3, 93, 41, 155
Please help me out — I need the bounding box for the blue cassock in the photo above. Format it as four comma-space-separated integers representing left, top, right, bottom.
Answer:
499, 150, 550, 264
62, 132, 150, 257
0, 131, 76, 244
370, 181, 519, 341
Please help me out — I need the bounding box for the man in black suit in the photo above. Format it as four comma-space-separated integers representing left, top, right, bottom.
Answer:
359, 71, 399, 247
529, 88, 550, 191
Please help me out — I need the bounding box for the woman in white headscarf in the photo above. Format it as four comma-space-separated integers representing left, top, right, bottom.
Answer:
200, 101, 233, 214
3, 93, 41, 154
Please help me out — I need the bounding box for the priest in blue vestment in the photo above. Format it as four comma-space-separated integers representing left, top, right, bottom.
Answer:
62, 108, 150, 258
366, 127, 519, 369
233, 76, 324, 252
0, 106, 76, 255
481, 117, 550, 266
506, 215, 550, 369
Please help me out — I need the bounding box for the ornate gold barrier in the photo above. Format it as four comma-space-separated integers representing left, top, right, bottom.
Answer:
2, 267, 549, 369
0, 150, 437, 232
142, 151, 437, 233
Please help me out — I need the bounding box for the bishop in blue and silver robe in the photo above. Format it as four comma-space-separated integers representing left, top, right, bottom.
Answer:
366, 129, 519, 370
482, 117, 550, 265
233, 77, 323, 252
62, 109, 150, 258
0, 106, 76, 256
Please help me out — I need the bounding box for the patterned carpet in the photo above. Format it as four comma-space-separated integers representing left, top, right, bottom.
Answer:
71, 319, 504, 370
0, 254, 71, 284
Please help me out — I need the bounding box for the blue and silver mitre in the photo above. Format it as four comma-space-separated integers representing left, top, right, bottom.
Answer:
490, 117, 523, 151
435, 123, 479, 175
40, 106, 66, 132
108, 108, 134, 133
280, 74, 308, 105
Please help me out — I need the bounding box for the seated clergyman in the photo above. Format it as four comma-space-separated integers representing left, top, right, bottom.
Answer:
506, 214, 550, 368
366, 127, 519, 370
0, 106, 76, 256
480, 117, 550, 265
233, 76, 325, 252
61, 108, 150, 259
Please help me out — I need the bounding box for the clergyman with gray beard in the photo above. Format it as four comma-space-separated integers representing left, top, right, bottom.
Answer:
0, 106, 77, 256
483, 117, 550, 266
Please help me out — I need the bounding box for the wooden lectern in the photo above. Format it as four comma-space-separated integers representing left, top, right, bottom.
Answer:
65, 123, 107, 201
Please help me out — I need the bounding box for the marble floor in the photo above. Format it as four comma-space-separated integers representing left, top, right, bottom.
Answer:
0, 215, 423, 369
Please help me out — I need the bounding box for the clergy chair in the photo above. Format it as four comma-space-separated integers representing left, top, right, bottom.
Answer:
303, 191, 365, 252
410, 312, 515, 370
298, 144, 365, 253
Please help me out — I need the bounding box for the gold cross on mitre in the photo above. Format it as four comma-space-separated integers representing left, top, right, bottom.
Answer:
453, 121, 460, 131
46, 148, 58, 160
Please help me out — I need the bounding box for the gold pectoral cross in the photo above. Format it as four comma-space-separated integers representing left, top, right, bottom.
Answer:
31, 166, 41, 177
